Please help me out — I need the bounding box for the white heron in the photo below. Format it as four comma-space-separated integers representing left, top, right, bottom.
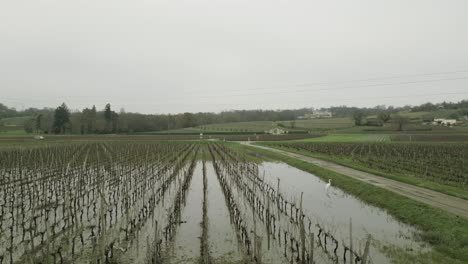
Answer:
325, 179, 331, 190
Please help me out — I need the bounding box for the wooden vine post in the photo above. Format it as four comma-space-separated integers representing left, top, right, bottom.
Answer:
299, 192, 306, 264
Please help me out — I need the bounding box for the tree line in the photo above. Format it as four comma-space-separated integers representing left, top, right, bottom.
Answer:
0, 99, 466, 134
14, 103, 314, 134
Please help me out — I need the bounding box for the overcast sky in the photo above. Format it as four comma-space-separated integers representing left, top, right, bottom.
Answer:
1, 0, 468, 114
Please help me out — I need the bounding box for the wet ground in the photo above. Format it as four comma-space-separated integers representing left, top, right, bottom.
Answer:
160, 160, 429, 264
259, 162, 430, 264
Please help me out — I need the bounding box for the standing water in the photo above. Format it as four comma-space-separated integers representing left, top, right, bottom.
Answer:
166, 162, 204, 263
258, 161, 430, 263
0, 143, 434, 264
205, 162, 245, 262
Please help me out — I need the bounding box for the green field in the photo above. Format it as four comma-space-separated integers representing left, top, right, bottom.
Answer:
158, 113, 467, 143
161, 118, 355, 134
0, 128, 27, 135
366, 109, 464, 120
290, 133, 390, 142
399, 109, 463, 119
0, 116, 32, 126
0, 116, 31, 135
279, 118, 354, 130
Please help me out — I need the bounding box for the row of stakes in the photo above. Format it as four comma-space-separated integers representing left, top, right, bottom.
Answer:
210, 143, 371, 264
0, 144, 196, 263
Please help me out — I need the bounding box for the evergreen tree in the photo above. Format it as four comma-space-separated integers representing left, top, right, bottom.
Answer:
90, 105, 97, 133
104, 103, 112, 122
104, 103, 112, 132
53, 103, 70, 134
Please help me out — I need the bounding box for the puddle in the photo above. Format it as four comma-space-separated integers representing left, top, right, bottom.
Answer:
205, 162, 245, 262
1, 144, 434, 264
167, 162, 204, 263
258, 161, 430, 264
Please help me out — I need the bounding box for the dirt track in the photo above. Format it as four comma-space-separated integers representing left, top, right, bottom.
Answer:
243, 142, 468, 219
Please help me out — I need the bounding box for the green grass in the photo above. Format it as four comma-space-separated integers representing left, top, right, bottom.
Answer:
196, 121, 275, 132
333, 123, 431, 133
162, 108, 467, 135
240, 144, 468, 263
366, 109, 464, 120
0, 129, 27, 135
288, 133, 390, 142
1, 116, 32, 126
163, 118, 355, 133
0, 116, 31, 135
258, 143, 468, 200
280, 118, 354, 130
251, 133, 390, 143
152, 128, 211, 134
400, 109, 464, 119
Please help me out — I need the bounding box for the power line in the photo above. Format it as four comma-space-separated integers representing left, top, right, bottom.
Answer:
192, 76, 468, 99
3, 92, 467, 114
2, 72, 468, 110
157, 69, 468, 94
51, 75, 465, 103
3, 70, 468, 101
4, 89, 467, 108
213, 69, 468, 93
117, 91, 468, 106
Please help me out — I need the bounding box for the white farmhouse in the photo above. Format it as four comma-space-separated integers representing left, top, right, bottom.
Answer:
433, 118, 457, 126
265, 127, 287, 135
298, 110, 332, 119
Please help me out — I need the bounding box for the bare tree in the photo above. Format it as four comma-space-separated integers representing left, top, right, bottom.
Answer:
377, 112, 391, 125
290, 120, 296, 129
353, 111, 366, 126
392, 114, 410, 131
35, 114, 42, 134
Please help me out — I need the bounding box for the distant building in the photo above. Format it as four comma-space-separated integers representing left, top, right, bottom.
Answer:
433, 118, 457, 126
298, 110, 332, 119
265, 127, 287, 135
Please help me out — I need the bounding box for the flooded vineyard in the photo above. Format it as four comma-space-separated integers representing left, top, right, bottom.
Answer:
0, 142, 429, 263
